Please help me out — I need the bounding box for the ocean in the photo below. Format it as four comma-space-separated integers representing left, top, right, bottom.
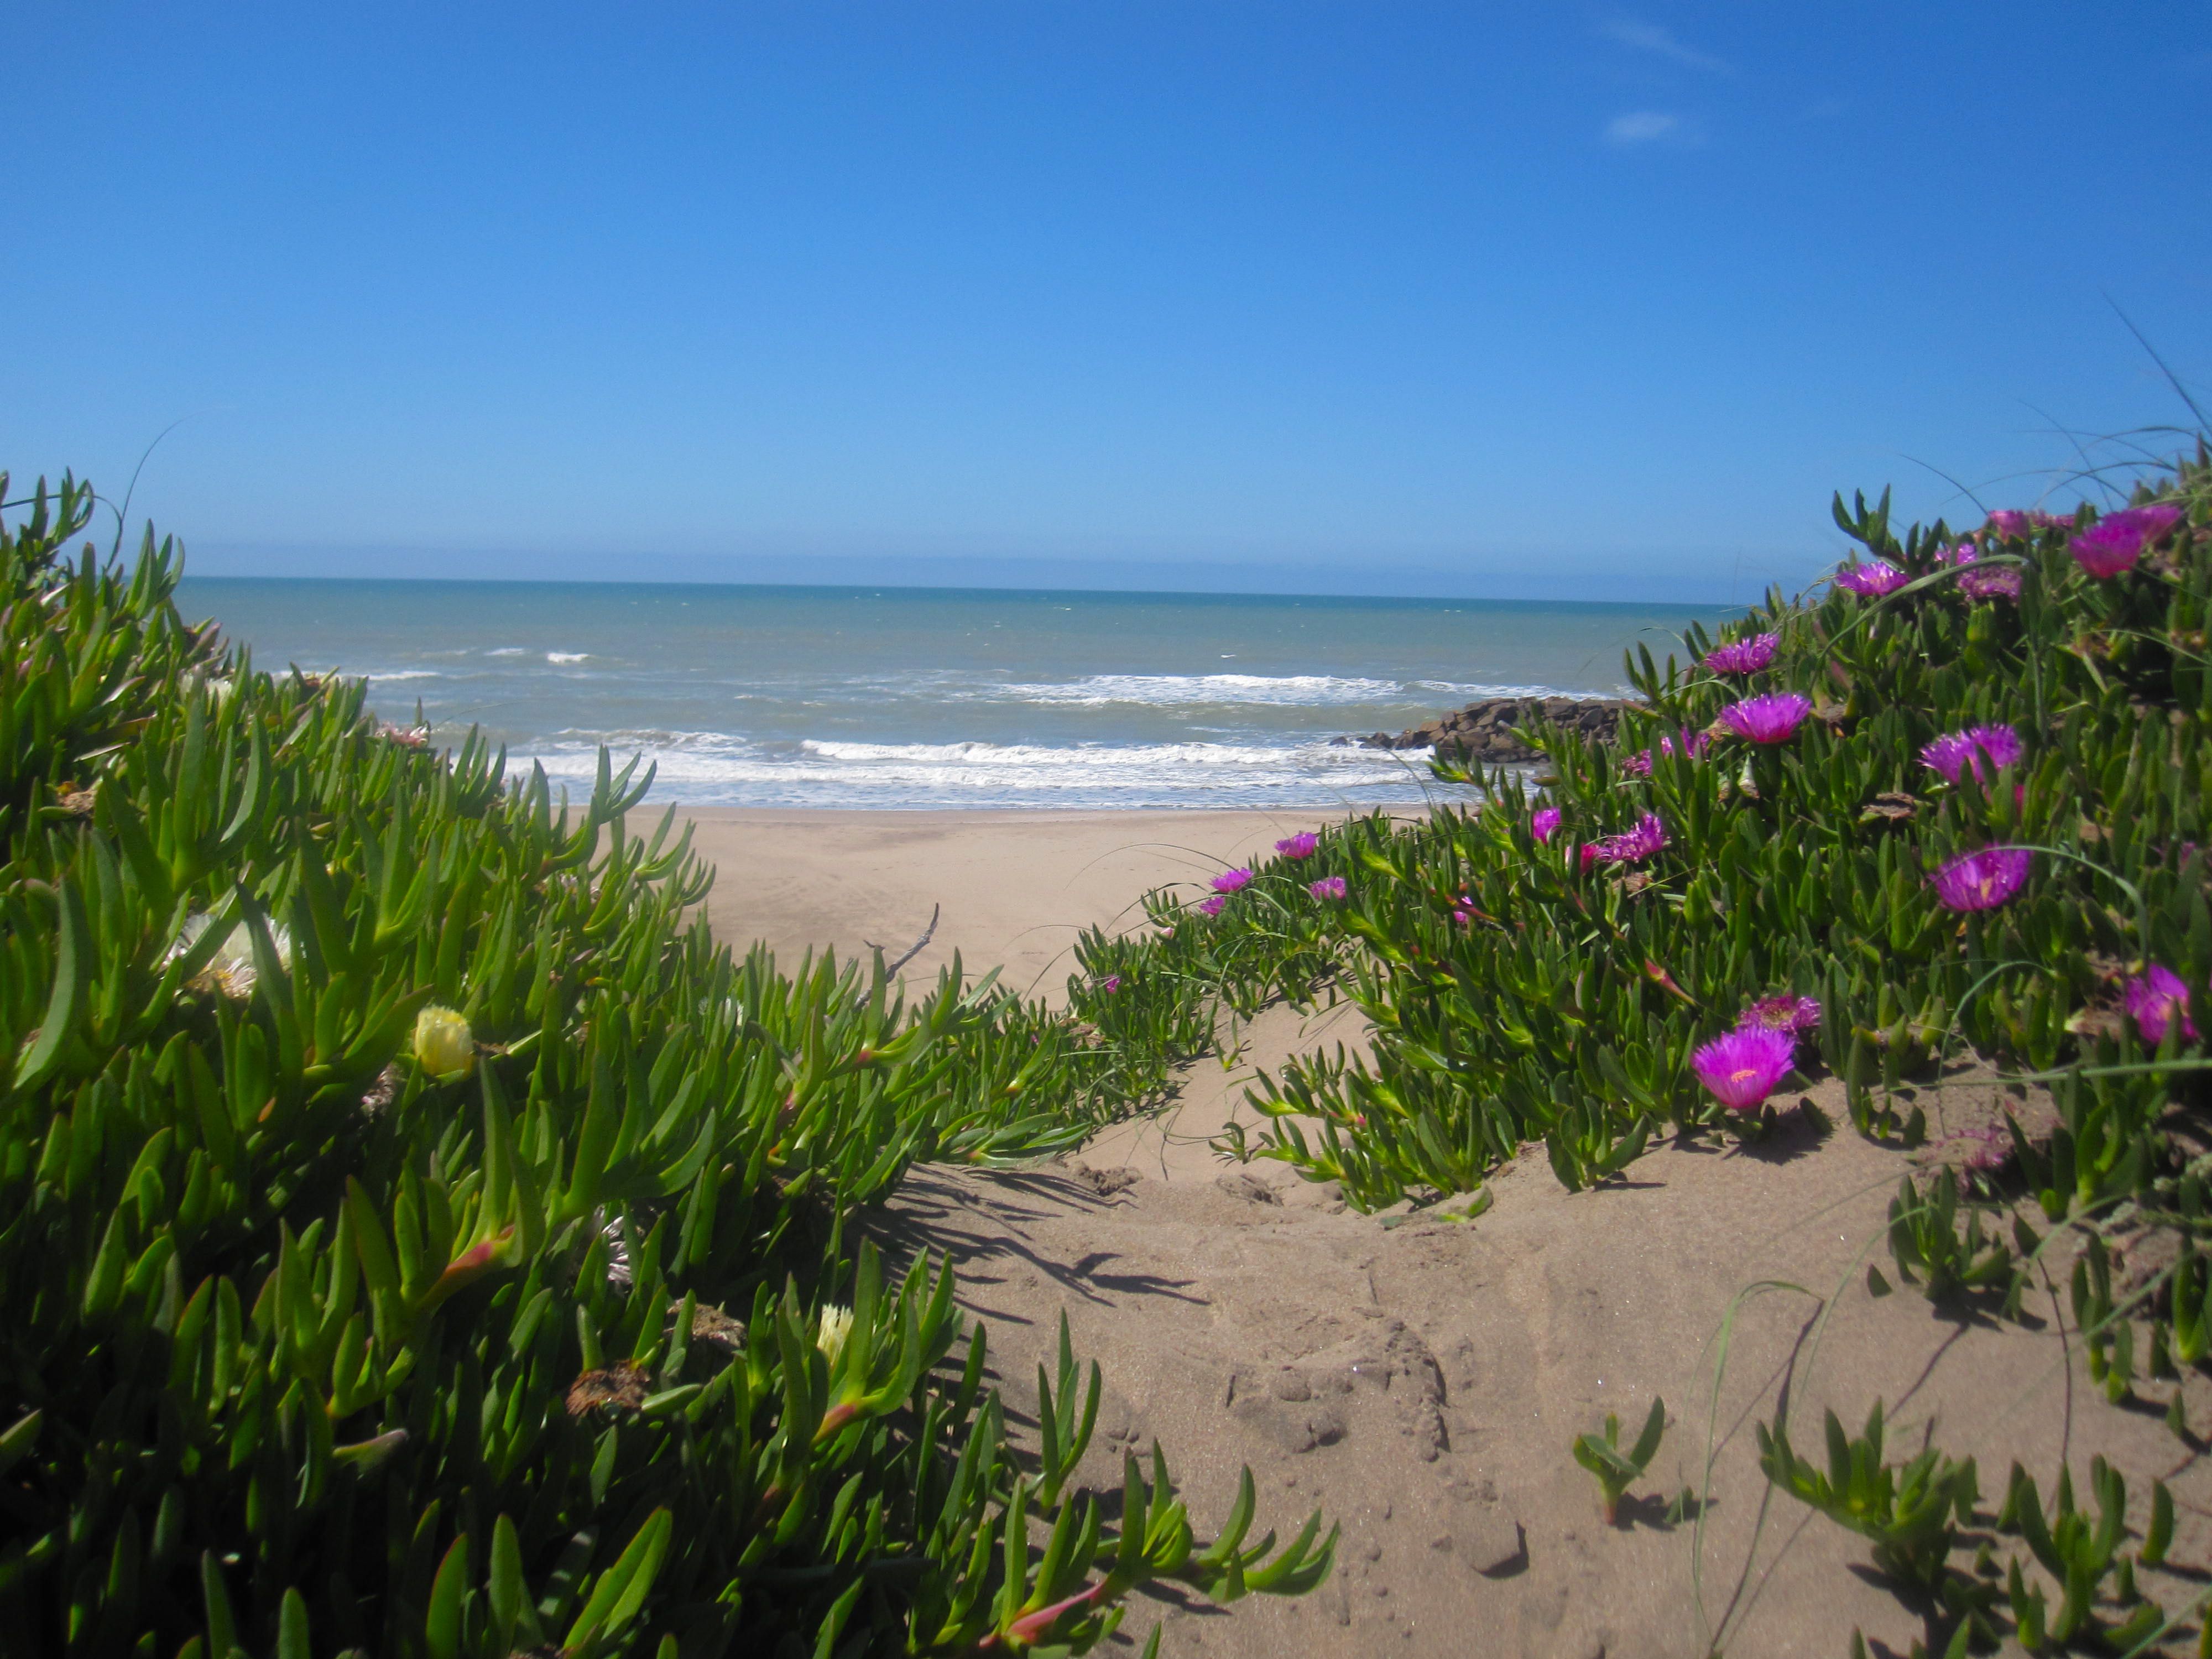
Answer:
179, 580, 1728, 810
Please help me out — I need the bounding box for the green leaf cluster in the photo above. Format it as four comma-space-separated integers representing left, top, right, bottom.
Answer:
0, 472, 1334, 1657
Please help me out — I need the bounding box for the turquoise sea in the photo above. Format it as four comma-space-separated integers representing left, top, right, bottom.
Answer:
181, 580, 1729, 810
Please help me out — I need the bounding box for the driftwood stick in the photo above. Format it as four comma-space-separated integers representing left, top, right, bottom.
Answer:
866, 903, 940, 977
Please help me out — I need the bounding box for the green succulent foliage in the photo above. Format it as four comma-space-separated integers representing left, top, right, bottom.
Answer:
1995, 1458, 2171, 1650
1756, 1401, 1980, 1592
0, 474, 1335, 1656
1569, 1397, 1665, 1524
1082, 452, 2212, 1222
1885, 1168, 2032, 1313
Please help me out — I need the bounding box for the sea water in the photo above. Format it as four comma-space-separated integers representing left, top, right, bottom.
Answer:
181, 580, 1728, 810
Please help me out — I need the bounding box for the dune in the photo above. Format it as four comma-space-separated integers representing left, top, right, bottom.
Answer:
679, 807, 2209, 1657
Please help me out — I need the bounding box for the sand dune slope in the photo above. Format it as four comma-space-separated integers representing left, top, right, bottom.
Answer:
875, 1000, 2209, 1657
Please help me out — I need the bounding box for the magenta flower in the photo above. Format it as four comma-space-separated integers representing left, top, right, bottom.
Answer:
1309, 875, 1347, 900
1737, 995, 1822, 1036
1196, 895, 1227, 917
1918, 724, 2023, 785
1929, 848, 2032, 912
1959, 565, 2022, 602
2070, 503, 2184, 578
1719, 692, 1813, 745
1835, 559, 1908, 597
1450, 904, 1473, 926
1098, 974, 1123, 994
2126, 966, 2199, 1045
1212, 868, 1254, 894
1275, 832, 1320, 859
1578, 843, 1599, 872
1703, 633, 1779, 675
1623, 728, 1713, 774
1691, 1025, 1797, 1113
1985, 510, 2033, 539
1946, 538, 1979, 565
1592, 813, 1667, 866
1531, 806, 1563, 843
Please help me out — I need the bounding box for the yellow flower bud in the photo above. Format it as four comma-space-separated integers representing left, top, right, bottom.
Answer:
413, 1005, 476, 1078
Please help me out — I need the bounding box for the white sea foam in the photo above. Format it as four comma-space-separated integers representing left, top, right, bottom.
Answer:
985, 674, 1587, 708
546, 651, 590, 664
511, 731, 1452, 810
486, 647, 526, 657
366, 669, 442, 681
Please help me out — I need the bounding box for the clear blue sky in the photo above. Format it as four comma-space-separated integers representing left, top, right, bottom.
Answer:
7, 3, 2208, 603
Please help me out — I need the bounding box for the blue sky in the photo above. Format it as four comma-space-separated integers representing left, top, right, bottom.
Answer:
6, 3, 2208, 603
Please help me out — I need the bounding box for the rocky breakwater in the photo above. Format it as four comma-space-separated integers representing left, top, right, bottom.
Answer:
1351, 695, 1634, 764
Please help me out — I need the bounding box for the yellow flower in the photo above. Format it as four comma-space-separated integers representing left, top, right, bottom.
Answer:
816, 1305, 854, 1365
413, 1005, 476, 1078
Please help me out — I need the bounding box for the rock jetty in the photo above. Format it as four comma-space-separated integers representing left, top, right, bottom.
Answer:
1349, 695, 1632, 763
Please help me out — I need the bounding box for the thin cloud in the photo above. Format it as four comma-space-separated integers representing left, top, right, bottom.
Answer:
1599, 17, 1731, 75
1604, 111, 1680, 146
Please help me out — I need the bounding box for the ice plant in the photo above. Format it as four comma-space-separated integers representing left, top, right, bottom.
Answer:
1621, 729, 1711, 775
1197, 895, 1227, 917
2069, 503, 2184, 578
1918, 724, 2023, 784
412, 1005, 476, 1077
1737, 995, 1822, 1036
1309, 875, 1347, 900
1958, 564, 2021, 602
1098, 974, 1123, 994
1531, 806, 1562, 843
1592, 813, 1667, 866
1691, 1025, 1797, 1113
1702, 632, 1778, 675
1275, 832, 1320, 859
1834, 559, 1908, 597
1718, 692, 1812, 745
1212, 868, 1254, 894
2126, 966, 2199, 1045
1928, 848, 2031, 912
817, 1305, 854, 1364
1984, 509, 2032, 539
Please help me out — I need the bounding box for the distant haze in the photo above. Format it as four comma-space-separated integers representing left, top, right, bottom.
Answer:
8, 4, 2209, 603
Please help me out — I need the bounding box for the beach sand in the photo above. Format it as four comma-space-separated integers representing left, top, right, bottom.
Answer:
677, 806, 2211, 1657
679, 807, 1350, 1001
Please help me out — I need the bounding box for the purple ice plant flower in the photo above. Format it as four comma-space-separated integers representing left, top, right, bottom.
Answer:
1309, 875, 1348, 900
1531, 806, 1563, 844
1623, 728, 1713, 775
2069, 503, 2185, 578
1592, 813, 1668, 866
1929, 848, 2032, 912
2126, 965, 2199, 1045
1736, 995, 1822, 1036
1196, 895, 1227, 918
1834, 559, 1909, 597
1098, 974, 1123, 994
1985, 510, 2033, 539
1212, 868, 1254, 894
1702, 633, 1780, 675
1718, 692, 1813, 745
1918, 724, 2023, 785
1275, 832, 1321, 859
1938, 1124, 2011, 1172
1691, 1025, 1798, 1113
1959, 565, 2022, 602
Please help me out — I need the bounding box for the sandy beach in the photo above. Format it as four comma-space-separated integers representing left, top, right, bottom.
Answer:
679, 807, 1363, 1000
675, 804, 2211, 1658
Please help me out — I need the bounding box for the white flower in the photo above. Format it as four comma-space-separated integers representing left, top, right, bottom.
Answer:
816, 1305, 854, 1365
166, 912, 289, 1000
411, 1005, 476, 1077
